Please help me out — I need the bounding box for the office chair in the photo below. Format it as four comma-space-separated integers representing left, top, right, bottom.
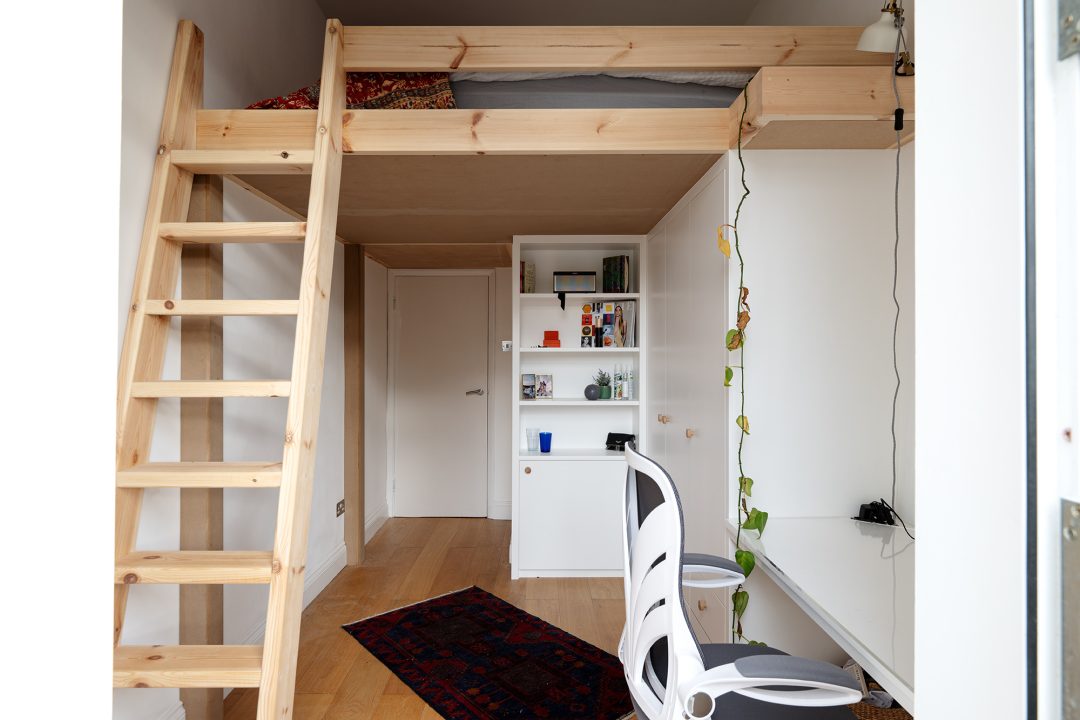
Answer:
619, 443, 862, 719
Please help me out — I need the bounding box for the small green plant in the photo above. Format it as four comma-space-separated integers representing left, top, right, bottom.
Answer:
593, 369, 611, 387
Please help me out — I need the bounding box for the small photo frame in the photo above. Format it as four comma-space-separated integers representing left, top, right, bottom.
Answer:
520, 373, 537, 401
535, 373, 554, 399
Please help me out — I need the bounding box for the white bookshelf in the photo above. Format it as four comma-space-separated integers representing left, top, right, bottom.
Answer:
511, 235, 646, 578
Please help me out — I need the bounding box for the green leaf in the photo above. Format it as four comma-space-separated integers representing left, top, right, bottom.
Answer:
732, 589, 749, 618
741, 507, 769, 536
747, 640, 769, 647
724, 366, 734, 387
736, 415, 750, 434
725, 328, 743, 351
738, 476, 753, 497
734, 549, 756, 578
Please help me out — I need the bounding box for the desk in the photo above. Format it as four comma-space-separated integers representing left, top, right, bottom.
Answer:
728, 517, 915, 710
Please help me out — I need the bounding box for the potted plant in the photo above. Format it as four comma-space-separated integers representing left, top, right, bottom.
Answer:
594, 369, 612, 400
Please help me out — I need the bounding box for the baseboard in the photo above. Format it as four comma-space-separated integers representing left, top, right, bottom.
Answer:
365, 502, 389, 540
487, 499, 511, 521
155, 700, 186, 720
238, 542, 348, 647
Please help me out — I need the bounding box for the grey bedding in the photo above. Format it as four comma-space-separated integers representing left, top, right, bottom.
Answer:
450, 75, 741, 109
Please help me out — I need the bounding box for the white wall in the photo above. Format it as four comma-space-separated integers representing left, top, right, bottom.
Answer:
1034, 0, 1080, 717
117, 3, 329, 719
725, 149, 915, 524
364, 257, 390, 537
914, 1, 1028, 718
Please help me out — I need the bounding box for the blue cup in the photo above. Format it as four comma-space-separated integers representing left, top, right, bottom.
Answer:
539, 432, 552, 453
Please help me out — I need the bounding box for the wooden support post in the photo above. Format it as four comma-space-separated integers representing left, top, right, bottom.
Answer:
344, 245, 365, 565
180, 174, 224, 720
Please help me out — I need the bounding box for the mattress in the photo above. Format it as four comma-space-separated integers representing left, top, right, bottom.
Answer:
450, 75, 742, 109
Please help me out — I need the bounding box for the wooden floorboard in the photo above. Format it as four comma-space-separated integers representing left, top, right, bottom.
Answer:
222, 517, 627, 719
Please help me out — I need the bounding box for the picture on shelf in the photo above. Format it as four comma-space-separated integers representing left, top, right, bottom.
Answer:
535, 373, 554, 399
520, 373, 537, 401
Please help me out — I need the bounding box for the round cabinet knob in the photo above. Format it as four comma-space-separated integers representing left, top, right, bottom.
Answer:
685, 428, 696, 439
524, 466, 532, 475
657, 414, 672, 424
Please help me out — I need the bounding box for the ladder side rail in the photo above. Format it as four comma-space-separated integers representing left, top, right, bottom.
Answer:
114, 20, 204, 645
257, 18, 346, 719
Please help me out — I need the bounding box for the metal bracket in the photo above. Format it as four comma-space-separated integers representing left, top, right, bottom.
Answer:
1062, 0, 1080, 60
1064, 499, 1080, 719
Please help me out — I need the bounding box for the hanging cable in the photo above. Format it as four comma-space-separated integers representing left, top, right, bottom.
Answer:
889, 8, 904, 512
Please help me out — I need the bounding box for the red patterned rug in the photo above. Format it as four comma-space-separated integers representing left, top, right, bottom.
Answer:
342, 586, 634, 719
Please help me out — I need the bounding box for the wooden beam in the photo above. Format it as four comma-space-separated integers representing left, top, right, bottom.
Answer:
180, 174, 224, 720
115, 18, 203, 647
345, 109, 729, 155
732, 67, 915, 150
258, 18, 347, 717
342, 26, 892, 71
198, 108, 729, 155
344, 245, 365, 565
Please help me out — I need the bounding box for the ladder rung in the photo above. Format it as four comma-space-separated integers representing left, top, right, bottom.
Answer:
116, 551, 275, 584
131, 380, 291, 398
114, 645, 263, 688
171, 149, 313, 174
160, 221, 307, 244
117, 461, 282, 488
144, 299, 299, 316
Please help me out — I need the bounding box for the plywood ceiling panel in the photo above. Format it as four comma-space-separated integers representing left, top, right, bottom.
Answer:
365, 243, 512, 268
237, 154, 720, 245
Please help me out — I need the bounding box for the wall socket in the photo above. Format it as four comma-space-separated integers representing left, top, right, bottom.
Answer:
336, 499, 345, 517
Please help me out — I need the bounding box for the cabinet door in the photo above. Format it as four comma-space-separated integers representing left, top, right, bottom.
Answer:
646, 228, 668, 460
518, 460, 625, 574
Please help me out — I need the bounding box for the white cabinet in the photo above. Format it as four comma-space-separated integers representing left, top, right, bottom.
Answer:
517, 460, 625, 574
645, 163, 730, 560
511, 235, 647, 578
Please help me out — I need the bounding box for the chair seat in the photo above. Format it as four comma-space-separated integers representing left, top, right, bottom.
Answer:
702, 644, 856, 720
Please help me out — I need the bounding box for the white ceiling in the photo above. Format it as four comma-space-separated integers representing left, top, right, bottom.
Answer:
314, 0, 762, 26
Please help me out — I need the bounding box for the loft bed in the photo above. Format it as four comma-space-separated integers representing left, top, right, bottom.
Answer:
115, 20, 916, 715
188, 25, 914, 268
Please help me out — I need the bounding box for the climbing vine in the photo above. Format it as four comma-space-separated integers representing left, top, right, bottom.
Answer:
720, 90, 767, 644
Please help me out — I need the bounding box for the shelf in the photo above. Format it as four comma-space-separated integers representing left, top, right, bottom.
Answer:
519, 293, 639, 302
518, 449, 625, 461
520, 347, 639, 354
519, 398, 639, 407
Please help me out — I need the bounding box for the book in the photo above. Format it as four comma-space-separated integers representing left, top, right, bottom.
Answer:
520, 260, 536, 293
603, 255, 631, 293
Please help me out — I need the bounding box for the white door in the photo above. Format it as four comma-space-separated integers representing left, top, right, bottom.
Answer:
392, 274, 489, 517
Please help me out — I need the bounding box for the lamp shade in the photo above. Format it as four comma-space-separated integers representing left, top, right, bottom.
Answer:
857, 11, 905, 52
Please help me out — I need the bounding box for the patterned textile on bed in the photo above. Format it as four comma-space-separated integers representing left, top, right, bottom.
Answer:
247, 72, 456, 110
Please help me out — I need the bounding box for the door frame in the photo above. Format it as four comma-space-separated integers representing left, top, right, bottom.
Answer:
386, 269, 496, 518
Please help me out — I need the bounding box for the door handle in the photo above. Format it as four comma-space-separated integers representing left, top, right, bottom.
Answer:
465, 388, 485, 396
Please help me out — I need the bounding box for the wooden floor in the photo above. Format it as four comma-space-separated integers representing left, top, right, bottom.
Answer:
223, 517, 627, 719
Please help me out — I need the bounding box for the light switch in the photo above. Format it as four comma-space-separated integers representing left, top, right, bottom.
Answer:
501, 340, 512, 352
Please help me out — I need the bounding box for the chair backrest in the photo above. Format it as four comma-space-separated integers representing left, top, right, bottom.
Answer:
621, 443, 707, 720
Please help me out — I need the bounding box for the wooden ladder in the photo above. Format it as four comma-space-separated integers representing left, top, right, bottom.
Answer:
112, 19, 345, 718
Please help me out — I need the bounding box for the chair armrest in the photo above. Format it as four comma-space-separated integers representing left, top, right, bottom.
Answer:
682, 552, 745, 589
678, 655, 862, 719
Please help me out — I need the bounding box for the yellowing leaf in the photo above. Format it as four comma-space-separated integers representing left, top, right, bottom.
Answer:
724, 366, 734, 387
736, 415, 750, 434
726, 329, 743, 351
717, 226, 731, 258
